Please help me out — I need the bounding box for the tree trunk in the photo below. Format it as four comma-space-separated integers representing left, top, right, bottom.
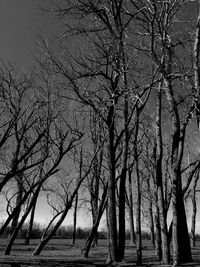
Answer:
154, 207, 162, 261
0, 182, 39, 237
118, 168, 126, 261
24, 191, 38, 245
162, 10, 192, 260
5, 185, 41, 255
173, 184, 192, 263
106, 105, 117, 263
81, 185, 107, 258
128, 168, 136, 245
134, 107, 142, 266
10, 172, 23, 236
155, 81, 170, 264
191, 171, 199, 247
90, 170, 99, 247
147, 177, 155, 246
192, 8, 200, 247
72, 192, 78, 245
149, 199, 155, 247
117, 42, 129, 259
164, 74, 192, 264
33, 203, 71, 256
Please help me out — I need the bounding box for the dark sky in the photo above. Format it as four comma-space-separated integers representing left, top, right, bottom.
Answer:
0, 0, 58, 68
0, 0, 198, 67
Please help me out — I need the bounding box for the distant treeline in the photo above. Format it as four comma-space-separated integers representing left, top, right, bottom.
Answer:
0, 222, 157, 240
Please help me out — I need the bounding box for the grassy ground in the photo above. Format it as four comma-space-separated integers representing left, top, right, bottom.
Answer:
0, 238, 199, 266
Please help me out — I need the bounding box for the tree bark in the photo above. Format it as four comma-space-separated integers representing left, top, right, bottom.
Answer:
155, 81, 170, 264
154, 207, 162, 261
72, 192, 78, 245
107, 106, 118, 263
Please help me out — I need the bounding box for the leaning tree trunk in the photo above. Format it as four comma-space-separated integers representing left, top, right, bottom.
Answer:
24, 190, 39, 245
5, 183, 42, 255
81, 185, 107, 258
10, 172, 23, 237
33, 201, 71, 256
33, 148, 91, 256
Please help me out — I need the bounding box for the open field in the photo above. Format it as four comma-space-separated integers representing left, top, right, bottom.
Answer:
0, 239, 199, 266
